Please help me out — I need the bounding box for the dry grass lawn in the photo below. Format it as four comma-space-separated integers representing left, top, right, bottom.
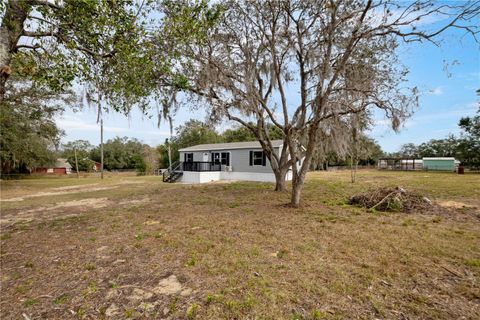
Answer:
0, 170, 479, 319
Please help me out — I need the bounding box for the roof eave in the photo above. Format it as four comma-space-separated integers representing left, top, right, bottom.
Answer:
179, 145, 276, 152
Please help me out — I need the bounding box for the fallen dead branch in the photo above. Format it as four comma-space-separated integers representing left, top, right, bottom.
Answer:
349, 187, 433, 213
441, 265, 463, 278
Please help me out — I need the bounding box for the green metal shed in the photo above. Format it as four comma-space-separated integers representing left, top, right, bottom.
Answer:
422, 157, 456, 171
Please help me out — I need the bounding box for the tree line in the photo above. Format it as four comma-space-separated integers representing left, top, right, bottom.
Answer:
0, 136, 158, 175
392, 107, 480, 167
62, 137, 156, 174
1, 0, 478, 206
0, 115, 385, 176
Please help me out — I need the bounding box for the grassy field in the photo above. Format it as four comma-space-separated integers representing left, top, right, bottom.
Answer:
0, 170, 479, 319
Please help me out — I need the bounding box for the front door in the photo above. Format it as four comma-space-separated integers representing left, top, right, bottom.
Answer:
203, 152, 209, 162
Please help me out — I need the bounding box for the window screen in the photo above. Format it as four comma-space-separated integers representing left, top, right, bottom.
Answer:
184, 153, 193, 162
212, 152, 230, 165
250, 151, 265, 166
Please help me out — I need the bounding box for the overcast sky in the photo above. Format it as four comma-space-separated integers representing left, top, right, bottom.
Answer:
56, 16, 479, 153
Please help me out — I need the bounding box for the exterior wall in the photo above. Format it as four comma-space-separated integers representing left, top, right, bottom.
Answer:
179, 151, 208, 162
180, 147, 278, 174
230, 148, 275, 173
222, 170, 292, 182
34, 167, 69, 174
181, 171, 221, 184
178, 145, 298, 183
180, 169, 292, 184
220, 171, 276, 182
423, 159, 455, 171
286, 170, 292, 181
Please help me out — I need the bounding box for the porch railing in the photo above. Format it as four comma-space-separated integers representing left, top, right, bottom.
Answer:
182, 161, 221, 172
163, 161, 182, 182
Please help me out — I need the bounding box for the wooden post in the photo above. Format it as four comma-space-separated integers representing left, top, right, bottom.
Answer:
74, 146, 79, 179
167, 138, 172, 169
100, 118, 104, 180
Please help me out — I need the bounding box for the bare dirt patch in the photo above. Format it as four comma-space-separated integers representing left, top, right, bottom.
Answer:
119, 196, 151, 206
18, 197, 109, 214
438, 200, 476, 209
144, 220, 160, 225
0, 198, 110, 226
51, 183, 99, 191
1, 186, 117, 202
1, 172, 479, 319
154, 275, 185, 295
116, 180, 147, 185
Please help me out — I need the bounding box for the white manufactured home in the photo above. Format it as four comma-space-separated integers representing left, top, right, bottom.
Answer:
163, 140, 295, 184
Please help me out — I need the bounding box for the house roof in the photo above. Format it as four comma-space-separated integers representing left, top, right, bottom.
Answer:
422, 157, 456, 161
179, 140, 283, 152
55, 158, 73, 169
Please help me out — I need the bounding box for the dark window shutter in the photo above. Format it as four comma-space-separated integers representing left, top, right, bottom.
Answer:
226, 153, 230, 166
184, 153, 186, 162
249, 151, 253, 166
262, 152, 266, 166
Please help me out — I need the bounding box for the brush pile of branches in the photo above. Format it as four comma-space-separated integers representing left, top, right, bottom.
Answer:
349, 187, 433, 212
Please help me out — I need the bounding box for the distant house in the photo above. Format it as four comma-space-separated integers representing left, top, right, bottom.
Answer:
33, 158, 73, 175
164, 140, 302, 183
423, 157, 459, 172
378, 157, 459, 172
378, 158, 423, 170
92, 161, 101, 172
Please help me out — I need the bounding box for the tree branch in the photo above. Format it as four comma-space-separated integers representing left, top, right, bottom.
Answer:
29, 0, 62, 10
22, 30, 55, 37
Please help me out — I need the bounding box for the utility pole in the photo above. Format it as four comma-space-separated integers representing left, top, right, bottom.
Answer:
167, 138, 172, 169
100, 118, 104, 179
74, 146, 79, 179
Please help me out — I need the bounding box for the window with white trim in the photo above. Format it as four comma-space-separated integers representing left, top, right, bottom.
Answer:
184, 153, 193, 162
212, 152, 230, 165
250, 151, 265, 166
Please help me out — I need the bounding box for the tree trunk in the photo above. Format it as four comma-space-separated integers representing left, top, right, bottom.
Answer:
291, 164, 311, 207
291, 175, 303, 207
288, 118, 322, 207
351, 160, 358, 183
0, 0, 29, 104
0, 25, 11, 104
290, 138, 316, 207
350, 155, 354, 183
273, 167, 288, 191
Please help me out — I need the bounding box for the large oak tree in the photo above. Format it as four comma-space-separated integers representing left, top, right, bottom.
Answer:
163, 0, 479, 206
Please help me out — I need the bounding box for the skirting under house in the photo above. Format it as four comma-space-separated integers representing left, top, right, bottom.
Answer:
180, 170, 293, 184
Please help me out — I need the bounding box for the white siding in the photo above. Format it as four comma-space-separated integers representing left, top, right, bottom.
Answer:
180, 147, 280, 174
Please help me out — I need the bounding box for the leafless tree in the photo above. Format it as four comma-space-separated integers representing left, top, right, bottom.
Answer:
165, 0, 479, 206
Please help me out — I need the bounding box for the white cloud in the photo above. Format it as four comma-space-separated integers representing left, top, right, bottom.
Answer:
373, 119, 391, 126
57, 117, 125, 134
370, 101, 477, 136
368, 6, 449, 29
428, 86, 443, 95
56, 115, 170, 136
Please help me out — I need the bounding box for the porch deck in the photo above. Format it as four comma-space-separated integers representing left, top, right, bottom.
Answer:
181, 161, 222, 172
